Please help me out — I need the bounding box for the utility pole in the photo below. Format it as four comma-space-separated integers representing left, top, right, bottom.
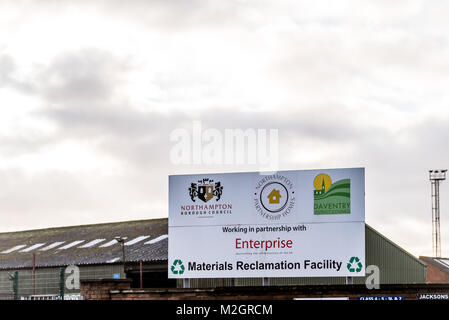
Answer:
27, 239, 36, 296
140, 260, 143, 289
32, 252, 36, 296
429, 169, 447, 258
115, 237, 126, 279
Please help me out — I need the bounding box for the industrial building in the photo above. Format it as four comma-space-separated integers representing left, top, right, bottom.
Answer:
419, 256, 449, 283
0, 218, 430, 299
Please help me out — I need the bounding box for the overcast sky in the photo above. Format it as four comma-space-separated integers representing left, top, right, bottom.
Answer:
1, 0, 448, 258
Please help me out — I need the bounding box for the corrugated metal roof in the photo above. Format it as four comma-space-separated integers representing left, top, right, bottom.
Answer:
0, 219, 168, 269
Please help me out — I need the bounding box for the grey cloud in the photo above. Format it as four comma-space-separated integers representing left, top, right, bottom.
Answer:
267, 18, 449, 99
4, 0, 253, 32
94, 0, 260, 32
0, 135, 58, 157
0, 168, 167, 232
0, 54, 15, 86
44, 106, 177, 169
0, 53, 34, 93
37, 102, 383, 176
194, 104, 377, 143
35, 49, 131, 104
0, 49, 132, 104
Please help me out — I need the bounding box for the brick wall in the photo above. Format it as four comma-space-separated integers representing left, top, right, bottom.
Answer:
425, 263, 449, 283
103, 284, 449, 300
80, 279, 131, 300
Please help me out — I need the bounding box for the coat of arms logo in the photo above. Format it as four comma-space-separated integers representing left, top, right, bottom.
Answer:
189, 178, 223, 203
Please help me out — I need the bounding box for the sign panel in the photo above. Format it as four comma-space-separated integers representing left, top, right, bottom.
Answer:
417, 293, 449, 300
169, 168, 365, 278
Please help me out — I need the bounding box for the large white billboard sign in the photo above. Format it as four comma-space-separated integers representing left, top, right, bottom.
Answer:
169, 168, 365, 278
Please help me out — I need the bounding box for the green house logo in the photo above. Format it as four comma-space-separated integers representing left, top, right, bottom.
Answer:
347, 256, 363, 273
313, 173, 350, 215
171, 259, 185, 275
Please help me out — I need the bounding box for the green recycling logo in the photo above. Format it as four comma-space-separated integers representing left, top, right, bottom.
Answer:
347, 256, 363, 273
171, 259, 185, 275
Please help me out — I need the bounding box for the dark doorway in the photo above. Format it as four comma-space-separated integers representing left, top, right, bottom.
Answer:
125, 262, 176, 288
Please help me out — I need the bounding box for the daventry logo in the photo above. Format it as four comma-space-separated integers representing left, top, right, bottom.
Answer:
189, 178, 223, 203
254, 173, 296, 220
313, 173, 350, 215
347, 256, 363, 273
171, 259, 185, 275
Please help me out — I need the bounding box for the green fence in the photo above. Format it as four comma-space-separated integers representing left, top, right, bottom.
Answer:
0, 264, 123, 299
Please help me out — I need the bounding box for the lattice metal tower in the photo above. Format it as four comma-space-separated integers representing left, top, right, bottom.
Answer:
429, 169, 447, 257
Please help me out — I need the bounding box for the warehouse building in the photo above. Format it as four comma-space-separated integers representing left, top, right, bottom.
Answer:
419, 256, 449, 283
0, 218, 427, 299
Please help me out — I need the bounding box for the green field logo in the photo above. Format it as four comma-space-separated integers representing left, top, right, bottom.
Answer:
313, 173, 350, 215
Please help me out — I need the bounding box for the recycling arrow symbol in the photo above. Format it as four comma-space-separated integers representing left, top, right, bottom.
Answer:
171, 259, 185, 275
347, 256, 363, 273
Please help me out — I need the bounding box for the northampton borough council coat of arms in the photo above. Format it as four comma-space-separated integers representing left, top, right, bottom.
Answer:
188, 178, 223, 203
